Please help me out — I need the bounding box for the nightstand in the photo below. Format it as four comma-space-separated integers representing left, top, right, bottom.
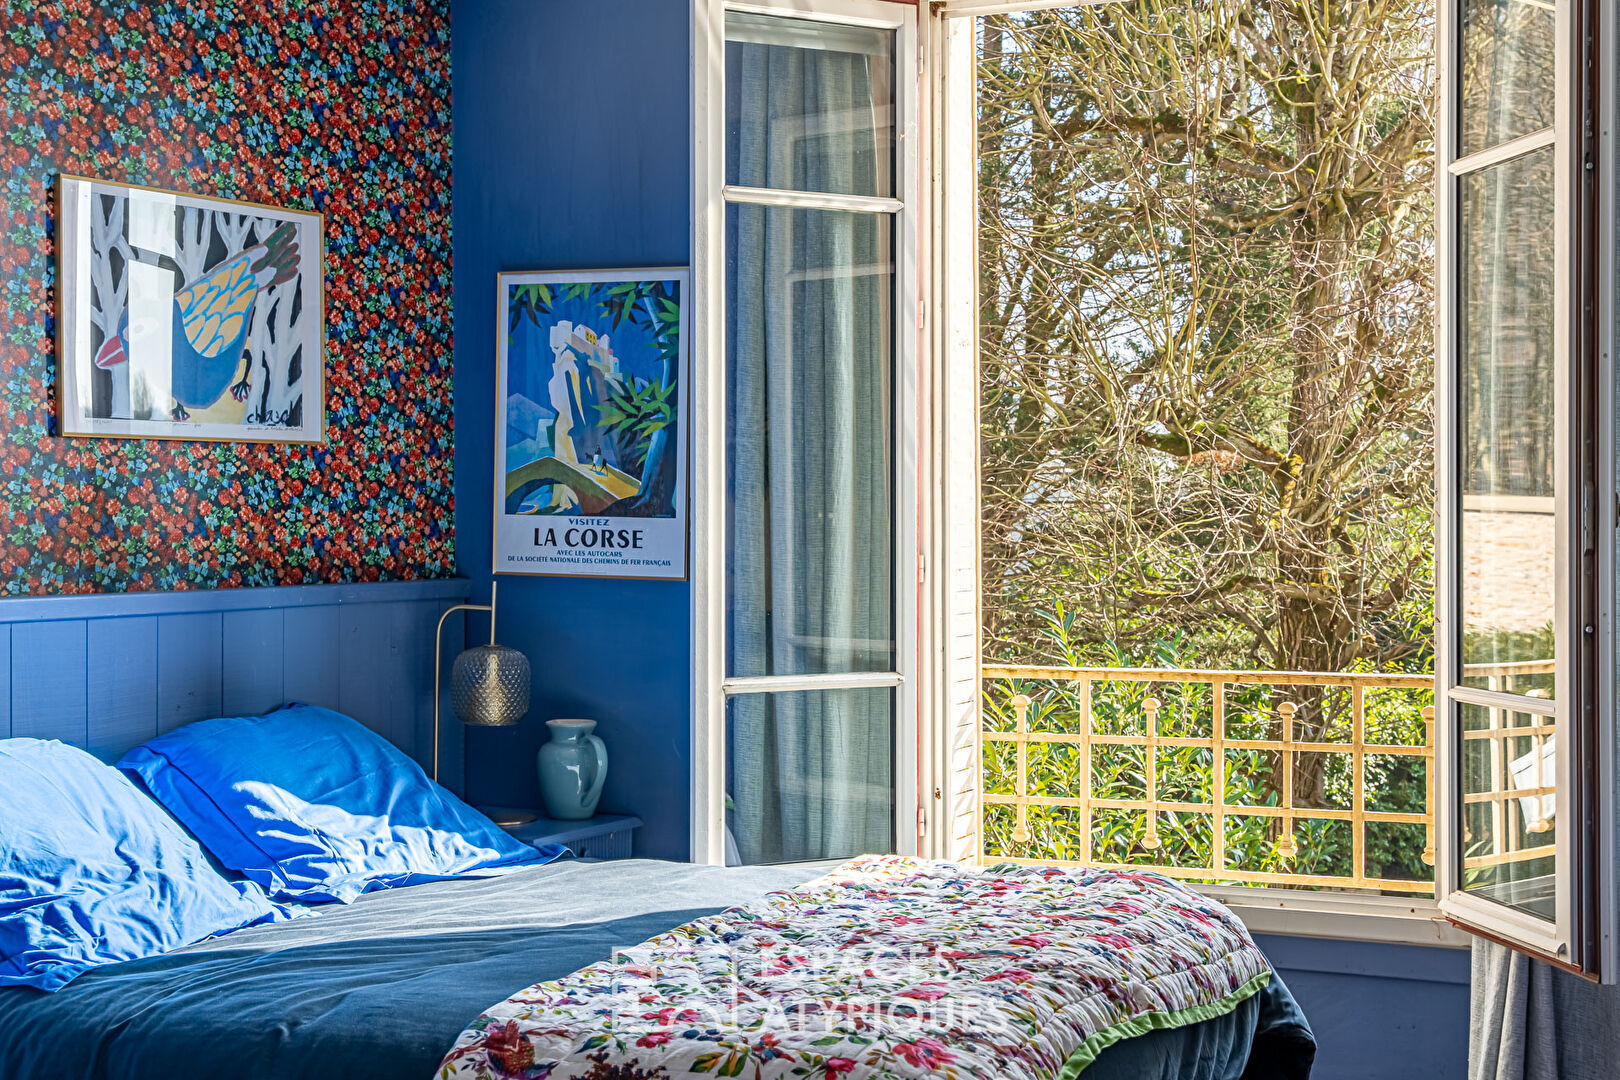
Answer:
502, 813, 643, 860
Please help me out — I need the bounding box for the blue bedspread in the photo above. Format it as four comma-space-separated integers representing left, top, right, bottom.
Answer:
0, 859, 1313, 1080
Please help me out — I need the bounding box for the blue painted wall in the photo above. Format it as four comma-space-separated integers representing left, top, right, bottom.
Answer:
451, 0, 693, 860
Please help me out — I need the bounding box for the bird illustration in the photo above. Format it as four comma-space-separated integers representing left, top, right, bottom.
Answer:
93, 222, 301, 420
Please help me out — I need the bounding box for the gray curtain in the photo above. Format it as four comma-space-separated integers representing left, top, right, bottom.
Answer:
724, 33, 894, 865
1470, 940, 1620, 1080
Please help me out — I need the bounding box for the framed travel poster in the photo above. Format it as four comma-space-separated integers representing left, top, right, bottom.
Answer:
56, 175, 324, 443
494, 269, 690, 579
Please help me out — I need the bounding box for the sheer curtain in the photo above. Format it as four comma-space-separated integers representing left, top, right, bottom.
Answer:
723, 27, 895, 865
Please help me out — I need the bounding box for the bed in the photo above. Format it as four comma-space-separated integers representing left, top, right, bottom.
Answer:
0, 858, 1314, 1080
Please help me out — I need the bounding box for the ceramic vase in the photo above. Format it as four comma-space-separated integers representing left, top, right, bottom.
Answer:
537, 718, 608, 820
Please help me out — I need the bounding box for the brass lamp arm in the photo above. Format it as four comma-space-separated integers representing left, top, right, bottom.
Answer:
432, 581, 503, 783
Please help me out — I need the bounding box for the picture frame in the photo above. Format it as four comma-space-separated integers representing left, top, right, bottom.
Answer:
493, 269, 691, 580
56, 174, 325, 443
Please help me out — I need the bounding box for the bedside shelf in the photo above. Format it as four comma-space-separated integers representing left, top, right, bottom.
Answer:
501, 812, 643, 860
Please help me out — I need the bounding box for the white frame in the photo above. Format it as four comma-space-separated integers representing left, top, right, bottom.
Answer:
690, 0, 922, 866
57, 174, 325, 445
491, 267, 692, 581
1432, 0, 1573, 960
917, 6, 983, 864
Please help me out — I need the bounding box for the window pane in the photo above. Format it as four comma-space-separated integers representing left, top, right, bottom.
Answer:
1459, 0, 1558, 157
725, 205, 894, 678
726, 687, 895, 864
725, 12, 894, 198
1459, 702, 1557, 921
1458, 148, 1556, 696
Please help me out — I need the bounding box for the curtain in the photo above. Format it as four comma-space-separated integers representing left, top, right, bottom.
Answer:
1470, 940, 1620, 1080
723, 32, 894, 865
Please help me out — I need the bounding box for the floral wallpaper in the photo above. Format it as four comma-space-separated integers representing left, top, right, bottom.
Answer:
0, 0, 454, 594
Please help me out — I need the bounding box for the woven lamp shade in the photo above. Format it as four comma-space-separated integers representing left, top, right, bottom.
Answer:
450, 643, 531, 727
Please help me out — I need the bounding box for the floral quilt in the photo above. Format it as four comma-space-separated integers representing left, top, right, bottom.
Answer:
436, 856, 1271, 1080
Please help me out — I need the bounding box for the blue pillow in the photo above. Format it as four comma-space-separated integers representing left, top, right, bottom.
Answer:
117, 704, 558, 903
0, 739, 289, 992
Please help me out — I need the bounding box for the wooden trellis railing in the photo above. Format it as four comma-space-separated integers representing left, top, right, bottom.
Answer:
980, 666, 1437, 894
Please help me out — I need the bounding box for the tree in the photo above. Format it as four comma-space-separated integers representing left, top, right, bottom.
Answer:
978, 0, 1436, 810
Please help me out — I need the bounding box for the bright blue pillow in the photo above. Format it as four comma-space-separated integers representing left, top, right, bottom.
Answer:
117, 704, 558, 903
0, 738, 289, 992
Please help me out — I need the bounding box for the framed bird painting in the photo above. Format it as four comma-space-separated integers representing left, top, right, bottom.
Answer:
55, 175, 325, 443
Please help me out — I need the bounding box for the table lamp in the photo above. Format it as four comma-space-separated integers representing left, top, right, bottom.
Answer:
433, 580, 535, 826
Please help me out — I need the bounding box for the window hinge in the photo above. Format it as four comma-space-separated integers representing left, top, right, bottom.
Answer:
917, 805, 928, 837
918, 554, 927, 584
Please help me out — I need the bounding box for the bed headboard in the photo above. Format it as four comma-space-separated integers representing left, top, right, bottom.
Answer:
0, 579, 471, 791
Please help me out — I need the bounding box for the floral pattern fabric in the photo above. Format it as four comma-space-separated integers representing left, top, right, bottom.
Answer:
1, 0, 453, 594
438, 856, 1272, 1080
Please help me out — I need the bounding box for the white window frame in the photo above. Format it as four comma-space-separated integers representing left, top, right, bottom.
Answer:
917, 5, 983, 868
1429, 0, 1615, 979
689, 0, 922, 867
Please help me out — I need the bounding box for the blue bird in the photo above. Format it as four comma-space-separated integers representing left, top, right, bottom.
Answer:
94, 222, 301, 419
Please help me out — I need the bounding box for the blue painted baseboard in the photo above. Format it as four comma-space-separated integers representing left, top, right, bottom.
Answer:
1255, 934, 1471, 1080
0, 580, 473, 792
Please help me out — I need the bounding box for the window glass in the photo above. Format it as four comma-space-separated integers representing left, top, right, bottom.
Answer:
1457, 148, 1556, 696
1459, 0, 1558, 157
1459, 702, 1558, 920
725, 204, 895, 679
725, 12, 895, 198
725, 687, 896, 864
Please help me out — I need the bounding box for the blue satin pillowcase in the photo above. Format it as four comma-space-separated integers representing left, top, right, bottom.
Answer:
0, 739, 290, 992
117, 703, 558, 903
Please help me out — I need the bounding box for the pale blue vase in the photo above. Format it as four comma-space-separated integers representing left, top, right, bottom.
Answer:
537, 718, 607, 821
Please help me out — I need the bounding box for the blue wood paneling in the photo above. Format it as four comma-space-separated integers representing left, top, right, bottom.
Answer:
283, 603, 341, 708
222, 608, 286, 717
0, 581, 470, 769
87, 616, 158, 761
339, 603, 393, 738
0, 581, 465, 622
0, 624, 10, 738
12, 620, 88, 745
157, 611, 223, 734
390, 600, 447, 785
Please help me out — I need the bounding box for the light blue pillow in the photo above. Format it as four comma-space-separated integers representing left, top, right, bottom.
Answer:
0, 738, 290, 992
117, 704, 559, 903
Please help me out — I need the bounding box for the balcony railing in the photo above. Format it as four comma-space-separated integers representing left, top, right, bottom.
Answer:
983, 662, 1561, 895
981, 666, 1437, 894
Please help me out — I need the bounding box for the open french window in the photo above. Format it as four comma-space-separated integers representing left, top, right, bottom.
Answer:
1434, 0, 1614, 978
